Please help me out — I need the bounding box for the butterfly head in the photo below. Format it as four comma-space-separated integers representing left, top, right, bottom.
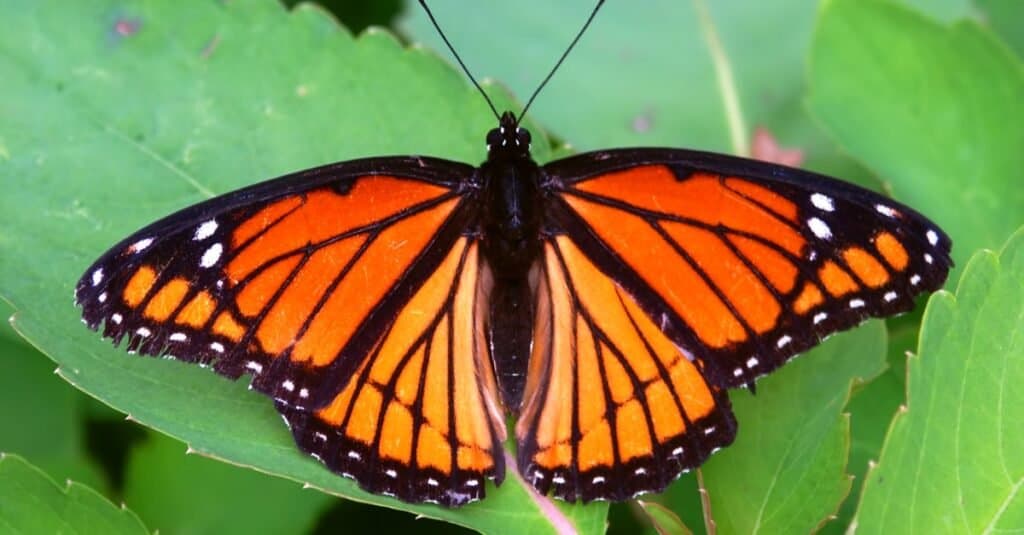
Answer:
486, 112, 532, 160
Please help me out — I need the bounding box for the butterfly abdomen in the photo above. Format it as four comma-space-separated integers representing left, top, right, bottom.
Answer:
488, 277, 533, 410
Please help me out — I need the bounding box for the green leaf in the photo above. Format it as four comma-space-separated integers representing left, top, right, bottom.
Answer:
807, 0, 1024, 279
123, 432, 332, 535
0, 1, 609, 533
0, 453, 149, 534
900, 0, 972, 21
699, 322, 887, 534
975, 0, 1024, 58
817, 316, 917, 535
0, 301, 106, 492
853, 226, 1024, 532
637, 500, 692, 535
401, 0, 872, 183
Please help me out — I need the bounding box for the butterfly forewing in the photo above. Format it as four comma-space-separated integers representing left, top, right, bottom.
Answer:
543, 148, 952, 389
75, 157, 477, 408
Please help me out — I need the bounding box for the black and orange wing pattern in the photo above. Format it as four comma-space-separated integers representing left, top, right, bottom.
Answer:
507, 148, 951, 501
77, 139, 951, 507
544, 148, 951, 390
280, 237, 506, 505
515, 235, 736, 501
75, 157, 505, 504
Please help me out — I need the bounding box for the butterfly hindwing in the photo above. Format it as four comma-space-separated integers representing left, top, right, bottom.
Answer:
279, 238, 506, 505
75, 157, 476, 409
515, 236, 736, 502
544, 148, 952, 389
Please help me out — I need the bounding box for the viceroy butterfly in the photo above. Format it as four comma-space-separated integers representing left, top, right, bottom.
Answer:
75, 1, 950, 507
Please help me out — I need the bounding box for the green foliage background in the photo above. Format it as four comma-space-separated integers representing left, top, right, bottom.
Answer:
0, 0, 1021, 533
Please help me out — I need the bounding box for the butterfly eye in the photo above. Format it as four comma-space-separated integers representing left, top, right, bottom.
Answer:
486, 128, 502, 148
517, 128, 531, 147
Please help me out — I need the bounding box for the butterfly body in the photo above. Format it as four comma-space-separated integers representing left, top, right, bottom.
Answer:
77, 109, 951, 506
480, 112, 545, 410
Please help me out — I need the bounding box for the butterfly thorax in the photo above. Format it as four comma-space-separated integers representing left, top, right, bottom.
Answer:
480, 112, 543, 411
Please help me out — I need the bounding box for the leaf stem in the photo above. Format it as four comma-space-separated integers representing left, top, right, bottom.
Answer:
692, 0, 749, 157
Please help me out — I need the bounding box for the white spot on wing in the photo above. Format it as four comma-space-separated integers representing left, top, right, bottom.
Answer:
98, 292, 107, 303
875, 204, 897, 218
282, 380, 295, 392
777, 335, 792, 348
634, 468, 646, 475
552, 476, 566, 484
314, 432, 327, 442
910, 274, 921, 286
246, 361, 263, 373
592, 476, 606, 484
884, 291, 898, 302
850, 298, 866, 309
733, 368, 743, 377
813, 312, 828, 324
91, 268, 104, 286
810, 193, 835, 212
671, 447, 684, 456
924, 253, 934, 264
130, 238, 154, 253
746, 357, 759, 368
385, 469, 397, 478
808, 217, 832, 239
926, 229, 939, 246
299, 388, 309, 399
194, 219, 218, 241
169, 332, 187, 342
703, 426, 716, 435
111, 313, 123, 324
136, 327, 151, 337
200, 243, 223, 268
348, 450, 361, 460
210, 342, 225, 353
428, 478, 439, 487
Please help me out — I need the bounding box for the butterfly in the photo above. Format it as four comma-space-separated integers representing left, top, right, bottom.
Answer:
75, 3, 951, 508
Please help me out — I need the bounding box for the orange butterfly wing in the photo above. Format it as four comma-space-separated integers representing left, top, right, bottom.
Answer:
516, 236, 735, 501
544, 150, 951, 389
280, 238, 506, 505
512, 149, 951, 501
77, 158, 506, 503
78, 158, 472, 406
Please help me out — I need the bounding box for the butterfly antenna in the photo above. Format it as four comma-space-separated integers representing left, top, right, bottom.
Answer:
419, 0, 500, 120
518, 0, 605, 125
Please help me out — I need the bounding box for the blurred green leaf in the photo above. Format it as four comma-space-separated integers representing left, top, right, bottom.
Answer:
0, 453, 149, 534
975, 0, 1024, 58
0, 301, 106, 491
808, 0, 1024, 280
699, 323, 887, 534
901, 0, 972, 21
401, 0, 872, 184
0, 1, 612, 533
124, 432, 332, 535
853, 227, 1024, 532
